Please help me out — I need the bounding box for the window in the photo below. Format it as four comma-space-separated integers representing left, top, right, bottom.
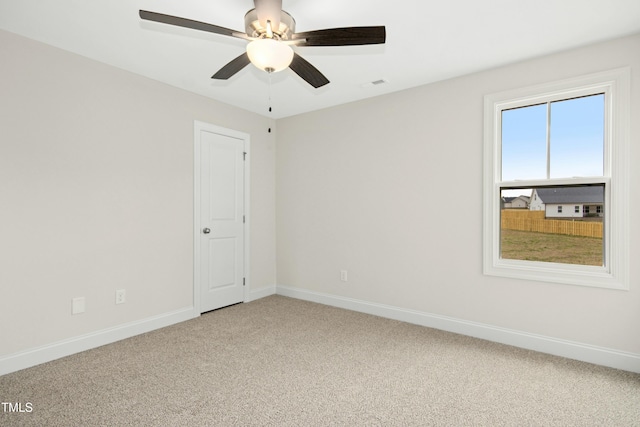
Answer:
483, 68, 630, 289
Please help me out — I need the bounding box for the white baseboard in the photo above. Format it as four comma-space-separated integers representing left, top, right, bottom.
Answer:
0, 307, 198, 376
246, 285, 276, 302
5, 288, 638, 376
276, 285, 640, 373
1, 285, 277, 377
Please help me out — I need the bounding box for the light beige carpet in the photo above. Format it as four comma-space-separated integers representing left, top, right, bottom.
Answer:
1, 295, 639, 426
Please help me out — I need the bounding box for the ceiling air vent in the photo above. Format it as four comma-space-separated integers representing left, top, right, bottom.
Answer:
361, 79, 388, 88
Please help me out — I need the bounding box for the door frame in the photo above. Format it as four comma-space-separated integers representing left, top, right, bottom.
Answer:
193, 120, 250, 314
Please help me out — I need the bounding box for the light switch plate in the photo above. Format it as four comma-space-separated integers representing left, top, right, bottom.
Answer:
72, 297, 85, 314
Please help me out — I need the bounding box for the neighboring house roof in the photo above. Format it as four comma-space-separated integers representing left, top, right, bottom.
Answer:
535, 186, 603, 204
502, 196, 531, 203
502, 196, 530, 203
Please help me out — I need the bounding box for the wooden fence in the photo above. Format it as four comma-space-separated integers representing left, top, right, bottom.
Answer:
501, 210, 602, 238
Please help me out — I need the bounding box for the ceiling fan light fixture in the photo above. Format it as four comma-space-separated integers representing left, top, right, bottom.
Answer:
246, 38, 293, 73
139, 6, 385, 88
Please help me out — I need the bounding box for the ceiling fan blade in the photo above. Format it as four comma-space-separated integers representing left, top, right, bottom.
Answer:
139, 10, 247, 40
289, 53, 329, 89
254, 0, 282, 31
211, 53, 251, 80
292, 26, 386, 46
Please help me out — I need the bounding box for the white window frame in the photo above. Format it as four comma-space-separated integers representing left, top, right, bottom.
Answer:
483, 68, 630, 289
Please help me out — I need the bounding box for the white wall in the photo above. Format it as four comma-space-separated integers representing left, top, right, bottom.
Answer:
276, 34, 640, 359
0, 30, 276, 362
545, 205, 579, 218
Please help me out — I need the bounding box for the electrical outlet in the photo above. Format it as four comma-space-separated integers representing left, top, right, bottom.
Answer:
115, 289, 126, 305
72, 297, 85, 314
340, 270, 348, 282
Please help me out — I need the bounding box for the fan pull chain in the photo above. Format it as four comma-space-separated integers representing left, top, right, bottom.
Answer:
268, 72, 273, 114
267, 73, 273, 133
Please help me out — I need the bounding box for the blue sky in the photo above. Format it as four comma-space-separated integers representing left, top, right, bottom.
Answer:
500, 94, 604, 198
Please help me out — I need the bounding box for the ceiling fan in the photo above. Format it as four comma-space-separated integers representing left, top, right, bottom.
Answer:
139, 0, 386, 88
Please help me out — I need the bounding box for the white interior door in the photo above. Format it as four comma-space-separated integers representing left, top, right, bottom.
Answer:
196, 124, 246, 313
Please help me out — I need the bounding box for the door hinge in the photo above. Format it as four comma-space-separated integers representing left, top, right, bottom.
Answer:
243, 277, 246, 286
243, 215, 245, 224
243, 152, 247, 161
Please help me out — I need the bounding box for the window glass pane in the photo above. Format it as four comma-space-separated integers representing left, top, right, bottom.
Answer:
500, 185, 604, 266
549, 94, 604, 178
501, 104, 547, 181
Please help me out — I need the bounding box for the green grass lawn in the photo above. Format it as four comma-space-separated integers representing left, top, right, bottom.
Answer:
500, 229, 603, 266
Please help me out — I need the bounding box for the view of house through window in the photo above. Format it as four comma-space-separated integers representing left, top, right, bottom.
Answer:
500, 185, 604, 266
500, 94, 605, 266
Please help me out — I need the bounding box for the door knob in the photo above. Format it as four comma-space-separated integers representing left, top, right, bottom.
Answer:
202, 228, 211, 234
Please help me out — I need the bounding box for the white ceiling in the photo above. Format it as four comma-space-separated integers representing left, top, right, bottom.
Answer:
1, 0, 639, 118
